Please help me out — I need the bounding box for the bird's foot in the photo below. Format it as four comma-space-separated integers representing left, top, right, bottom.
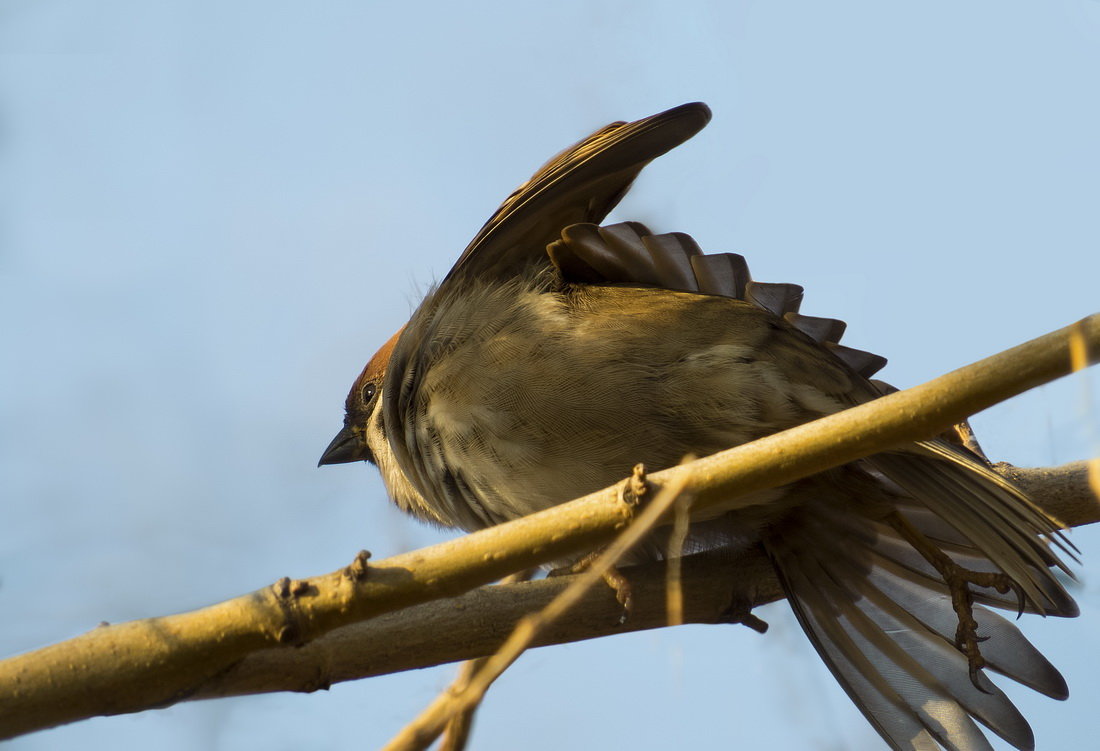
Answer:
887, 512, 1020, 691
549, 551, 634, 624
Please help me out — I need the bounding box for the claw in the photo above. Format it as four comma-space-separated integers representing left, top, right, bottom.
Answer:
603, 565, 635, 624
887, 512, 1021, 692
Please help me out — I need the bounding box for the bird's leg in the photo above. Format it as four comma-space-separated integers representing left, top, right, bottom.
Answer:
547, 463, 651, 623
548, 551, 634, 624
886, 511, 1021, 690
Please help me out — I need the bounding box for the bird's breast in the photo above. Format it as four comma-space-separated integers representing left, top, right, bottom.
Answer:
391, 280, 844, 531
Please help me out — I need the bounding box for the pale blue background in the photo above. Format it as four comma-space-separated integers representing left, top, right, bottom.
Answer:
2, 1, 1099, 749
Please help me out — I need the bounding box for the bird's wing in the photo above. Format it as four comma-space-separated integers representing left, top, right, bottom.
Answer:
445, 103, 711, 285
548, 220, 888, 378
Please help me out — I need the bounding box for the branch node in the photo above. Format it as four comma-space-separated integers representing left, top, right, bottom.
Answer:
276, 626, 300, 645
739, 613, 770, 634
273, 577, 313, 600
343, 550, 372, 582
622, 463, 649, 507
721, 595, 770, 634
271, 577, 314, 645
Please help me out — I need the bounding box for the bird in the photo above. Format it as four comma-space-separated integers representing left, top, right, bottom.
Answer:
319, 102, 1078, 750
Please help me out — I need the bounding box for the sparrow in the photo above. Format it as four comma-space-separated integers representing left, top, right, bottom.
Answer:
320, 103, 1078, 750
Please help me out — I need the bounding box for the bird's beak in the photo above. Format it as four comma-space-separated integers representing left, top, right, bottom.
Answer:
318, 426, 371, 466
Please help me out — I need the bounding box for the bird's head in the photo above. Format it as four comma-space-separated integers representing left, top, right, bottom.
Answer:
317, 328, 402, 468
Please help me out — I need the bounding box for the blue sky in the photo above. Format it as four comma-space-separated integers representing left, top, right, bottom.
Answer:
1, 1, 1098, 749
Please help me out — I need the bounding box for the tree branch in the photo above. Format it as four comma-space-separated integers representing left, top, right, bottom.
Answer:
191, 461, 1100, 700
0, 315, 1096, 740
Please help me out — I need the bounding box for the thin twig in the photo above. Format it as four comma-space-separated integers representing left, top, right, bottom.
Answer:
438, 570, 534, 751
665, 492, 693, 627
382, 466, 692, 751
436, 656, 486, 751
1068, 319, 1100, 501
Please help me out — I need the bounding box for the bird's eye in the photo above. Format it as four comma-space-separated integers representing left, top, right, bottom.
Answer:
361, 382, 377, 403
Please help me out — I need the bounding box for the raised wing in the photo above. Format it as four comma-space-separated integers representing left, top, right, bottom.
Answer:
445, 102, 711, 284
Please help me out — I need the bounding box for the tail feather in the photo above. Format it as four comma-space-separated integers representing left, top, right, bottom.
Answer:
865, 553, 1068, 699
912, 442, 1076, 562
868, 443, 1075, 617
869, 520, 1076, 618
766, 499, 1057, 751
771, 537, 1010, 751
762, 445, 1076, 751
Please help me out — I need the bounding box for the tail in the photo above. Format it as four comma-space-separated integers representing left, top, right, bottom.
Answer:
764, 448, 1076, 751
